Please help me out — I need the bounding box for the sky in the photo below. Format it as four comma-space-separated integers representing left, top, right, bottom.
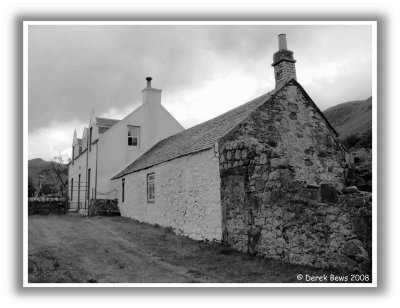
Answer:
28, 24, 373, 160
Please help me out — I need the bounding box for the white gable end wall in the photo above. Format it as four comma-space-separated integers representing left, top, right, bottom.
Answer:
69, 83, 184, 207
95, 102, 184, 197
117, 148, 222, 241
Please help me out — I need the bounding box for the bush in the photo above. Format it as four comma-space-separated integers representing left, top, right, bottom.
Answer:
343, 134, 361, 149
342, 130, 372, 150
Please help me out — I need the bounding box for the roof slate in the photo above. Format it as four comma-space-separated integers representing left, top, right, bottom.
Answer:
98, 126, 111, 134
112, 87, 280, 179
95, 117, 120, 127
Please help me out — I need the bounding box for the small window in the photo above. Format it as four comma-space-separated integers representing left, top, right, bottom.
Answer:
127, 126, 140, 147
122, 178, 125, 203
147, 173, 155, 203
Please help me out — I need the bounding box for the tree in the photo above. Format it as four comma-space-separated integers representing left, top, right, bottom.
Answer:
41, 183, 56, 195
43, 154, 70, 198
342, 134, 360, 149
28, 176, 36, 197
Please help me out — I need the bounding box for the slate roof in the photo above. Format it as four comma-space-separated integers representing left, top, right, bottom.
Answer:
112, 87, 280, 179
98, 126, 111, 134
95, 117, 120, 127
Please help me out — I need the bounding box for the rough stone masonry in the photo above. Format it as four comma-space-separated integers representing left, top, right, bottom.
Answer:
218, 80, 371, 274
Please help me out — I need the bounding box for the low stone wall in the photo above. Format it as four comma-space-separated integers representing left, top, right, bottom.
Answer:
28, 199, 68, 215
223, 181, 372, 274
88, 199, 120, 216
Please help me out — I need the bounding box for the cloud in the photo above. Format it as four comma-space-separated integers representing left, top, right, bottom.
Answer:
28, 24, 373, 159
28, 121, 86, 160
165, 72, 270, 128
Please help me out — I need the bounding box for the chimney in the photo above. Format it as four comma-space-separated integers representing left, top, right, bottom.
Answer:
271, 34, 297, 88
142, 76, 162, 105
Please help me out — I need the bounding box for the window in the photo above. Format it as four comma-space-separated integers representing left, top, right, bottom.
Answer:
122, 178, 125, 203
127, 126, 140, 147
70, 178, 74, 201
89, 127, 93, 152
147, 173, 155, 203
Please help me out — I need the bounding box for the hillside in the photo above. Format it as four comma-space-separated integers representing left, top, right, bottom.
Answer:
323, 97, 373, 192
28, 158, 68, 197
323, 96, 372, 145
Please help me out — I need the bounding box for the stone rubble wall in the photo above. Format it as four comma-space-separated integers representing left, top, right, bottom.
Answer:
223, 178, 372, 273
88, 199, 120, 216
28, 199, 68, 215
219, 82, 348, 191
218, 81, 370, 272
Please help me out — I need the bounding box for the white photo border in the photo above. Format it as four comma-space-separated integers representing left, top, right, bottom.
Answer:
23, 20, 378, 288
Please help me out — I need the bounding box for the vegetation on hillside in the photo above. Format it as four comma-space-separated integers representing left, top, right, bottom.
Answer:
323, 97, 372, 192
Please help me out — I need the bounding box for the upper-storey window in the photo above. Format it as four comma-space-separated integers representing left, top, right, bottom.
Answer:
127, 126, 140, 147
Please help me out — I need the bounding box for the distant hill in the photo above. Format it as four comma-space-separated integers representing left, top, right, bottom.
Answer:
323, 97, 372, 139
28, 158, 68, 197
323, 97, 372, 149
323, 97, 373, 192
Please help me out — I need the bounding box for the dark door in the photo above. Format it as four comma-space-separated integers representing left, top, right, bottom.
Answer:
87, 168, 91, 207
78, 174, 81, 209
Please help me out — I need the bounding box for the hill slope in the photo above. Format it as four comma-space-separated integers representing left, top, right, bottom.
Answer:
323, 97, 373, 191
323, 97, 372, 140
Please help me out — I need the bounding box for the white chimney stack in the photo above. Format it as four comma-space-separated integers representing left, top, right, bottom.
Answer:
142, 76, 162, 105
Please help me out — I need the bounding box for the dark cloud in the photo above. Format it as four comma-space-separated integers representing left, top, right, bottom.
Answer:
28, 24, 372, 135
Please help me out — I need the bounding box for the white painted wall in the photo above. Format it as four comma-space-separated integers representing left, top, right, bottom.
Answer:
68, 83, 184, 208
115, 148, 223, 241
95, 100, 184, 198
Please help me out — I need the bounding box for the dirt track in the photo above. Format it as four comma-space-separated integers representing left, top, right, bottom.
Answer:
29, 215, 205, 283
28, 215, 351, 284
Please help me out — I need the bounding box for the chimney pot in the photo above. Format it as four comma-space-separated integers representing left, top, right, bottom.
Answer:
146, 76, 152, 88
278, 34, 287, 50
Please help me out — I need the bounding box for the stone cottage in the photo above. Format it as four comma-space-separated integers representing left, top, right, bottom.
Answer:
110, 34, 372, 272
73, 34, 372, 272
